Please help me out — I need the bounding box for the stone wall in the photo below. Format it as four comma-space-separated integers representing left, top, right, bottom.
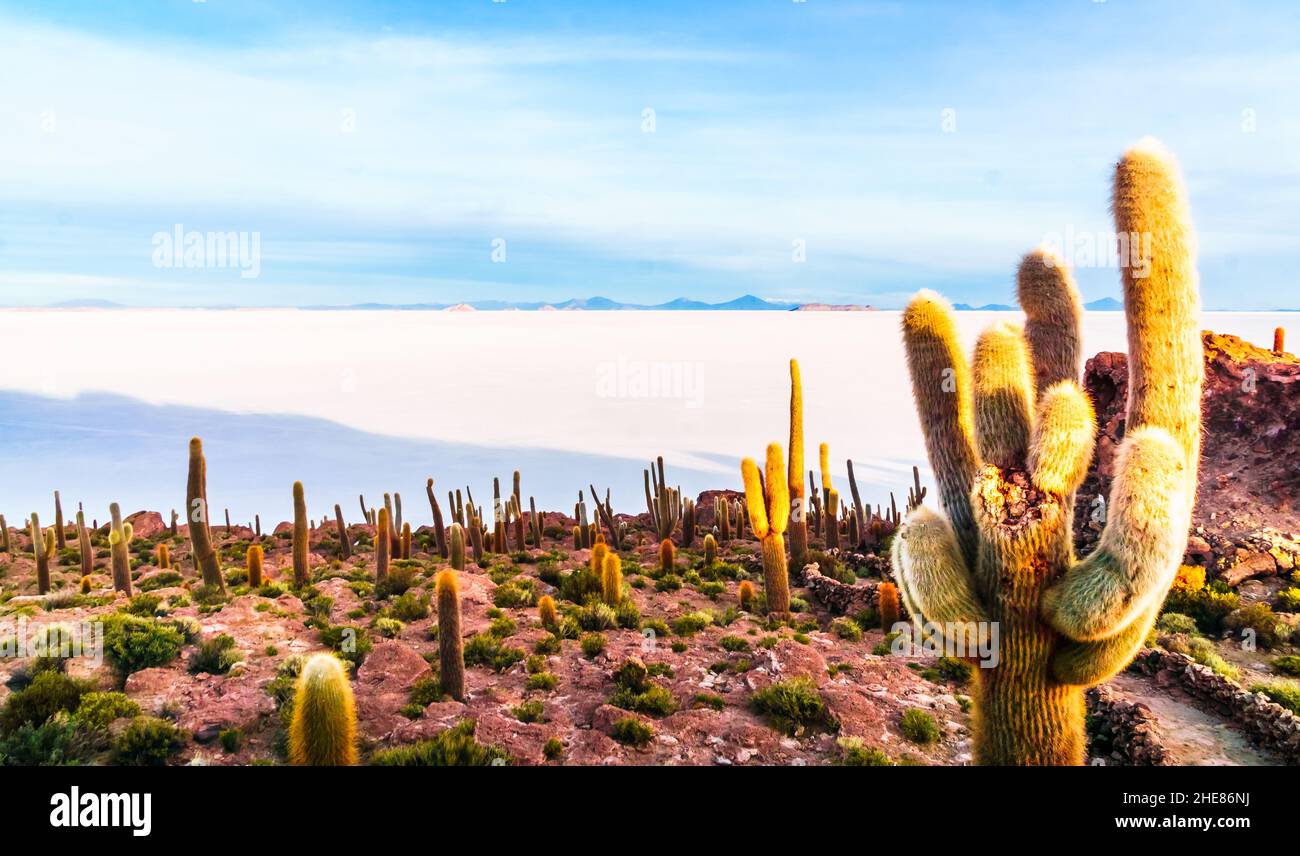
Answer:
802, 563, 882, 616
1085, 684, 1172, 766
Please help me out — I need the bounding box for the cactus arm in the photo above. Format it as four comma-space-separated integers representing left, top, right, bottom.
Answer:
1042, 426, 1189, 641
788, 360, 804, 499
970, 321, 1034, 470
740, 458, 770, 540
763, 443, 788, 536
1016, 248, 1083, 397
892, 506, 989, 641
1027, 381, 1096, 497
1051, 602, 1157, 686
901, 291, 981, 567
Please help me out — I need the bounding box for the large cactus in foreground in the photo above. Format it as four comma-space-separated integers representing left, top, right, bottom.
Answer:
107, 503, 134, 596
741, 443, 790, 617
436, 570, 466, 701
186, 438, 225, 591
288, 653, 358, 766
892, 139, 1202, 766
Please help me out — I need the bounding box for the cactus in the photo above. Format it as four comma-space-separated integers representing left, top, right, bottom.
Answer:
658, 538, 674, 575
716, 496, 731, 542
807, 470, 821, 538
906, 465, 927, 512
401, 522, 412, 560
591, 539, 610, 576
704, 533, 717, 566
247, 543, 264, 588
436, 570, 466, 701
30, 513, 54, 595
877, 581, 900, 631
788, 359, 809, 570
383, 493, 400, 558
426, 479, 449, 558
0, 514, 8, 553
741, 443, 791, 616
288, 653, 358, 766
107, 503, 133, 596
224, 507, 232, 533
644, 457, 680, 541
572, 525, 581, 550
80, 575, 91, 594
680, 498, 696, 548
450, 522, 466, 571
186, 438, 225, 591
53, 490, 66, 550
77, 510, 93, 576
170, 509, 178, 537
538, 594, 558, 630
892, 140, 1203, 766
376, 506, 391, 582
466, 500, 485, 563
334, 504, 351, 559
825, 488, 840, 550
1275, 326, 1286, 355
738, 579, 756, 611
846, 459, 868, 549
602, 553, 623, 606
157, 542, 170, 570
529, 497, 542, 548
254, 514, 261, 539
292, 481, 309, 587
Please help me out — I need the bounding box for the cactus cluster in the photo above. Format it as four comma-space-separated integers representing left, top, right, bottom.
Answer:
740, 444, 790, 617
892, 139, 1203, 765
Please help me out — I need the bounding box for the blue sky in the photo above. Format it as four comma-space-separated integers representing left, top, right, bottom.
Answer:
2, 0, 1298, 309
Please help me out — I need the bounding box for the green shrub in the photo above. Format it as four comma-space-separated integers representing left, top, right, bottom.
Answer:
189, 634, 241, 675
1250, 682, 1300, 715
692, 692, 725, 711
0, 671, 91, 734
580, 633, 607, 657
0, 711, 93, 766
543, 736, 563, 761
318, 623, 373, 667
920, 656, 974, 686
73, 692, 141, 730
527, 672, 559, 691
576, 601, 617, 631
830, 617, 862, 641
373, 617, 405, 638
1163, 585, 1240, 633
103, 614, 184, 675
837, 736, 895, 766
719, 635, 749, 652
611, 716, 655, 747
463, 633, 525, 672
493, 578, 538, 609
123, 593, 163, 617
369, 720, 510, 766
672, 611, 712, 636
1156, 612, 1199, 635
113, 716, 186, 765
1224, 603, 1289, 650
901, 708, 941, 744
1275, 587, 1300, 613
388, 592, 430, 622
512, 699, 546, 723
749, 677, 834, 735
137, 571, 184, 592
1271, 655, 1300, 677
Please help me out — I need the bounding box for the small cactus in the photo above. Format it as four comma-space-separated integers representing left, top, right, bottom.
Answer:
247, 543, 264, 588
449, 522, 466, 571
1275, 326, 1286, 355
572, 525, 581, 549
288, 653, 358, 766
401, 522, 412, 560
426, 478, 449, 558
658, 538, 675, 575
591, 539, 609, 575
877, 581, 900, 631
436, 570, 466, 701
741, 443, 791, 616
292, 481, 309, 587
538, 594, 558, 630
738, 580, 756, 611
704, 533, 717, 566
0, 514, 9, 553
157, 542, 170, 569
602, 553, 623, 606
53, 490, 66, 550
79, 575, 91, 594
377, 506, 391, 582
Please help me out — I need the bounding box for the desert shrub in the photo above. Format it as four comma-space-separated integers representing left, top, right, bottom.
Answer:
580, 633, 607, 657
837, 736, 894, 766
0, 671, 92, 734
672, 611, 713, 636
73, 692, 141, 730
1250, 682, 1300, 715
558, 567, 602, 604
527, 672, 559, 691
640, 617, 671, 639
137, 571, 184, 592
1224, 603, 1290, 650
1275, 587, 1300, 613
369, 720, 510, 766
654, 574, 682, 592
189, 634, 241, 675
1271, 655, 1300, 677
534, 634, 562, 655
373, 617, 405, 638
901, 708, 941, 744
831, 617, 862, 641
543, 737, 563, 761
318, 623, 373, 668
1163, 584, 1240, 633
575, 601, 617, 631
719, 635, 749, 652
493, 578, 538, 609
610, 717, 655, 747
512, 700, 546, 723
123, 593, 163, 617
463, 633, 525, 672
388, 592, 430, 622
102, 614, 184, 675
1160, 634, 1239, 679
615, 600, 641, 629
920, 656, 974, 686
0, 711, 93, 766
1156, 612, 1199, 635
749, 677, 834, 735
113, 716, 186, 765
375, 562, 417, 598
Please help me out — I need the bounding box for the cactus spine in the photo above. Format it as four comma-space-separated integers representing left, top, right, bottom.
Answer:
602, 553, 623, 606
77, 510, 93, 577
186, 438, 224, 592
741, 443, 790, 616
288, 653, 358, 766
892, 140, 1203, 765
105, 504, 133, 596
538, 594, 558, 630
53, 490, 66, 550
704, 533, 717, 566
436, 570, 466, 701
450, 522, 465, 571
30, 513, 54, 595
247, 543, 264, 588
788, 359, 809, 571
376, 506, 391, 582
334, 504, 350, 559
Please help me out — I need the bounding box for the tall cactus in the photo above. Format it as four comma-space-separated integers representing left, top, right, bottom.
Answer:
892, 139, 1203, 766
53, 490, 67, 550
450, 522, 465, 571
247, 543, 264, 588
77, 510, 93, 577
376, 506, 391, 582
788, 359, 809, 570
107, 503, 133, 596
334, 504, 351, 559
30, 513, 55, 595
292, 481, 309, 587
186, 438, 224, 592
288, 653, 358, 766
401, 522, 412, 560
426, 478, 449, 558
644, 457, 680, 541
436, 570, 466, 701
0, 514, 9, 553
741, 443, 790, 617
156, 542, 170, 570
602, 553, 623, 606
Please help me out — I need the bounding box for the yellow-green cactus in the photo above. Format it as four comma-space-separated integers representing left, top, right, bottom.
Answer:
602, 553, 623, 606
450, 521, 466, 571
788, 359, 808, 570
288, 653, 358, 766
247, 543, 264, 588
77, 510, 93, 577
741, 443, 790, 616
436, 570, 466, 701
30, 513, 55, 595
376, 506, 391, 582
107, 503, 133, 596
292, 481, 309, 587
186, 437, 224, 591
892, 139, 1202, 766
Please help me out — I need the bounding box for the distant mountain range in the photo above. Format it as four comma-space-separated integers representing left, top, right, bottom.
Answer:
953, 297, 1124, 312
